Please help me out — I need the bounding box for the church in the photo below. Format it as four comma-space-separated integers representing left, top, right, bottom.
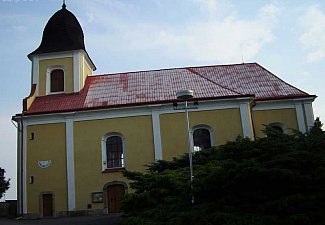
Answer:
12, 4, 316, 217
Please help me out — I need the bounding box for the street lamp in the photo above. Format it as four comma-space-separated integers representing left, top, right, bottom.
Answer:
176, 90, 195, 204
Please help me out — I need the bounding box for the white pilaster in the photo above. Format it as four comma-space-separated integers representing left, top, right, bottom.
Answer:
73, 52, 80, 92
22, 123, 27, 214
32, 56, 39, 96
304, 102, 314, 130
65, 117, 75, 211
16, 121, 22, 214
295, 102, 307, 133
152, 111, 163, 160
239, 102, 254, 139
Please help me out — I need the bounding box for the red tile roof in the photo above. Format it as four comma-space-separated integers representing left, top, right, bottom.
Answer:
26, 63, 311, 115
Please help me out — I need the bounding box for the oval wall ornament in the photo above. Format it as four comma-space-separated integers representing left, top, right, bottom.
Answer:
38, 160, 52, 169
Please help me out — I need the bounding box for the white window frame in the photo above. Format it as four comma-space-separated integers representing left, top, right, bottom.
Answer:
190, 125, 215, 152
46, 66, 65, 95
101, 133, 125, 171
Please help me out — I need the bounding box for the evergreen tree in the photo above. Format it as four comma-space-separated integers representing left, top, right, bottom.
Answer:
121, 119, 325, 225
0, 167, 10, 199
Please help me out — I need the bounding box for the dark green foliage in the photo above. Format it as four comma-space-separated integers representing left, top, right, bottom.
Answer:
121, 119, 325, 225
0, 167, 10, 199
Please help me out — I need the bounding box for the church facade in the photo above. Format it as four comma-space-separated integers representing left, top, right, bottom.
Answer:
12, 4, 316, 217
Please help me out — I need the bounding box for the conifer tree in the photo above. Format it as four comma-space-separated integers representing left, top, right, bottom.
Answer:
121, 119, 325, 225
0, 167, 10, 199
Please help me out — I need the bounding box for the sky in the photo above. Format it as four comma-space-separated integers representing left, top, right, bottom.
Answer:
0, 0, 324, 200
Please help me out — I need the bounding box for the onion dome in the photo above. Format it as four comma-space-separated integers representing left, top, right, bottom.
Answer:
28, 4, 87, 59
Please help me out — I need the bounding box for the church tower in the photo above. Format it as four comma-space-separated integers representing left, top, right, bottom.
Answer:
24, 3, 96, 110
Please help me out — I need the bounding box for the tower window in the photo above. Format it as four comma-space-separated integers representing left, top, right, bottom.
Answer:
50, 69, 64, 92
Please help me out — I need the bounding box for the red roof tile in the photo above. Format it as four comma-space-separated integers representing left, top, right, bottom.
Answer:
26, 63, 311, 115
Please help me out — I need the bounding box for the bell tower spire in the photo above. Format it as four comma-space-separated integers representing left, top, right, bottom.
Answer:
24, 4, 96, 110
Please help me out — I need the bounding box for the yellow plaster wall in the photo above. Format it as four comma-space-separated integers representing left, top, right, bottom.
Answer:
26, 123, 67, 214
25, 86, 37, 110
73, 116, 154, 210
77, 54, 92, 90
160, 108, 243, 160
38, 57, 73, 96
253, 108, 298, 138
83, 59, 92, 83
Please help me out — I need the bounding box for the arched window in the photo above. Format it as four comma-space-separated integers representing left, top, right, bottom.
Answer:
192, 125, 214, 151
268, 122, 286, 134
102, 133, 124, 170
50, 69, 64, 92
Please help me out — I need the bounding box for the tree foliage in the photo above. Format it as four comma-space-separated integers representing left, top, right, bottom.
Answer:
121, 118, 325, 225
0, 167, 10, 199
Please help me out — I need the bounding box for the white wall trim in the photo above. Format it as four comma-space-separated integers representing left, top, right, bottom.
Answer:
254, 97, 316, 111
46, 66, 66, 95
34, 51, 74, 61
254, 101, 295, 111
239, 102, 253, 138
16, 121, 22, 214
20, 99, 246, 126
304, 102, 314, 130
190, 124, 216, 150
295, 102, 307, 133
32, 56, 40, 96
82, 54, 85, 86
151, 111, 162, 160
101, 133, 125, 170
22, 123, 27, 214
73, 52, 80, 92
65, 118, 75, 211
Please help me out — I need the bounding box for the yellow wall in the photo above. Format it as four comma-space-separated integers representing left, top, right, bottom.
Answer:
253, 108, 298, 138
73, 116, 154, 210
80, 55, 93, 89
26, 123, 67, 214
23, 106, 300, 213
160, 108, 243, 160
38, 57, 73, 96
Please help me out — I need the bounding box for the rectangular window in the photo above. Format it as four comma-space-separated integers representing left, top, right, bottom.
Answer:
50, 69, 64, 92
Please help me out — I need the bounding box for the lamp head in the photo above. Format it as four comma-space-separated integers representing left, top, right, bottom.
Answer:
176, 90, 194, 100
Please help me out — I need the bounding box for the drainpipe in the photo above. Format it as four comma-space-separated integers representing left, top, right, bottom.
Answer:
20, 113, 24, 216
250, 100, 257, 139
11, 113, 24, 216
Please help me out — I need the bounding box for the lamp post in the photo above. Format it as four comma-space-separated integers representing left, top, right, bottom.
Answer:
176, 90, 195, 204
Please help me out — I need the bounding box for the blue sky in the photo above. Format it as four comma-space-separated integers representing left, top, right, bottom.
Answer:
0, 0, 324, 200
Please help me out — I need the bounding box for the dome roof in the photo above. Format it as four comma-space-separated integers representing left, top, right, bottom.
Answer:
28, 4, 86, 58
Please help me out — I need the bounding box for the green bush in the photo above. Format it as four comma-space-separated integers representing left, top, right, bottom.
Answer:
121, 119, 325, 225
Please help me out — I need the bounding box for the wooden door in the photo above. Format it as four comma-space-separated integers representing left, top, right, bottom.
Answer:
107, 185, 125, 213
42, 194, 54, 217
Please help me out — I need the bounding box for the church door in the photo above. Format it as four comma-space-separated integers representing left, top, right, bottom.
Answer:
42, 193, 54, 217
107, 185, 125, 213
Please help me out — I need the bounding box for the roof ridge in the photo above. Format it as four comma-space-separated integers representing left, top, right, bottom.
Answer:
92, 62, 257, 77
186, 68, 244, 95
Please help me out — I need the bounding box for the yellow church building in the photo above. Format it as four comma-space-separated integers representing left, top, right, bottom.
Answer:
12, 4, 316, 217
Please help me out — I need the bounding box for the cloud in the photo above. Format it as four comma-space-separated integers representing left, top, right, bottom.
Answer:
80, 0, 280, 65
299, 5, 325, 62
